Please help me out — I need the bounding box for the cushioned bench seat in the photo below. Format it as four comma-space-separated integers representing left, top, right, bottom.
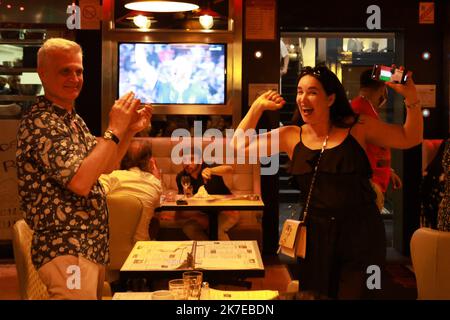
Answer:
137, 137, 263, 248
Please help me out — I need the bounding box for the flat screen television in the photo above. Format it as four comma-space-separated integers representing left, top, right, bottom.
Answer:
118, 42, 226, 105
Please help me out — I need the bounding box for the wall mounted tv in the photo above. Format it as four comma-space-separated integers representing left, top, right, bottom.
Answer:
118, 42, 226, 105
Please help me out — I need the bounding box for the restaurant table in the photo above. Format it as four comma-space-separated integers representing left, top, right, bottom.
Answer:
112, 288, 279, 300
120, 240, 265, 290
155, 194, 264, 240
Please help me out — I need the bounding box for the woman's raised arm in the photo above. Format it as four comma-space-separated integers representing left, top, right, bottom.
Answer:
362, 71, 423, 149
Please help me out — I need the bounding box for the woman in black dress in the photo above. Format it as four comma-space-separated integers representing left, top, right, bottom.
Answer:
233, 65, 422, 299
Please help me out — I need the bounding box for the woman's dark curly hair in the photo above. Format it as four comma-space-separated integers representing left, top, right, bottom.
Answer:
297, 65, 356, 128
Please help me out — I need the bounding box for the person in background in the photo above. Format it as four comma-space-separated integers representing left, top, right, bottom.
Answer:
16, 38, 152, 300
280, 39, 290, 76
7, 75, 21, 94
437, 139, 450, 231
170, 55, 208, 104
351, 69, 402, 212
99, 139, 162, 242
175, 147, 240, 241
0, 76, 22, 117
347, 38, 364, 52
421, 138, 446, 229
232, 65, 422, 299
0, 76, 8, 94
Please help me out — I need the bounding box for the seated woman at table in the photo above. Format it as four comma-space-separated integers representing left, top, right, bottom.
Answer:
99, 139, 162, 242
174, 147, 240, 241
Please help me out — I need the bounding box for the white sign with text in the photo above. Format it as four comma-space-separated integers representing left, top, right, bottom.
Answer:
0, 120, 21, 239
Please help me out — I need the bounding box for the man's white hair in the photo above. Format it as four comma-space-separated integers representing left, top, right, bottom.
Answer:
37, 38, 82, 68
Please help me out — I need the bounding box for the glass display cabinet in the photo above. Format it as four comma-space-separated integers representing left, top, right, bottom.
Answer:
0, 28, 45, 119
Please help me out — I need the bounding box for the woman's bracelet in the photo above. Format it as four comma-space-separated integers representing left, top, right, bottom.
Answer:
404, 100, 421, 109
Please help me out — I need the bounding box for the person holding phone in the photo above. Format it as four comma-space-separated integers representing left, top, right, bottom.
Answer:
372, 64, 408, 84
232, 64, 422, 299
280, 39, 290, 76
351, 68, 403, 212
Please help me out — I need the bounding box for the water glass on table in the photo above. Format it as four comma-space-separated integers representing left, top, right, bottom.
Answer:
185, 185, 193, 198
181, 175, 192, 199
183, 271, 203, 300
168, 278, 189, 300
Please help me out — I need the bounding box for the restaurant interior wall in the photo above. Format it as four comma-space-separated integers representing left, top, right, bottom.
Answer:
278, 0, 448, 255
241, 27, 280, 254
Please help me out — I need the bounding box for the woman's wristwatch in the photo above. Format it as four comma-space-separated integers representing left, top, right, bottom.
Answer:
103, 129, 120, 145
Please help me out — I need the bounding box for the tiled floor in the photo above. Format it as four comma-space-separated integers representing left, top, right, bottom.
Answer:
0, 262, 20, 300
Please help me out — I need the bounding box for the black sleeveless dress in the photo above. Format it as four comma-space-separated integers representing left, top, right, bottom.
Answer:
291, 126, 386, 299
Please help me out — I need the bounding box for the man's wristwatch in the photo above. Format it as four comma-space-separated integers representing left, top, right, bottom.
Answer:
103, 129, 120, 145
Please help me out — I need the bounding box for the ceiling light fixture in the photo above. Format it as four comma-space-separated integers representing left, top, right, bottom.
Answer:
116, 10, 156, 29
199, 14, 213, 29
133, 14, 151, 29
125, 1, 199, 13
193, 6, 220, 30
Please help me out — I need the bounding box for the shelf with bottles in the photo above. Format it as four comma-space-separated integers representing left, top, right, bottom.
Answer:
0, 39, 44, 45
0, 28, 46, 43
1, 39, 42, 99
0, 34, 43, 73
0, 95, 37, 102
0, 67, 36, 75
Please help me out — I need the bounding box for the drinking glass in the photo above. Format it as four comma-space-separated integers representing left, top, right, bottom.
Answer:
168, 278, 189, 300
183, 271, 203, 300
181, 175, 191, 199
160, 171, 176, 203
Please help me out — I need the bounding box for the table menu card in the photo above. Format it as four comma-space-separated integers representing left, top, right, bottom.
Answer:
121, 240, 264, 272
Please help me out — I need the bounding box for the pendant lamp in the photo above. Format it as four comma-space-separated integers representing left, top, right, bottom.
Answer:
124, 0, 199, 13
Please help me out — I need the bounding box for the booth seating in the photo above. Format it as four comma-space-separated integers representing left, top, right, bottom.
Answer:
410, 227, 450, 300
141, 137, 263, 248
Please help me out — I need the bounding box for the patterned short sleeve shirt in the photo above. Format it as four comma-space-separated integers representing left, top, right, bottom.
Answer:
16, 96, 109, 269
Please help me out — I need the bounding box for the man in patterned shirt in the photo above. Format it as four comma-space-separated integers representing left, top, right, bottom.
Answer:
16, 38, 152, 299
